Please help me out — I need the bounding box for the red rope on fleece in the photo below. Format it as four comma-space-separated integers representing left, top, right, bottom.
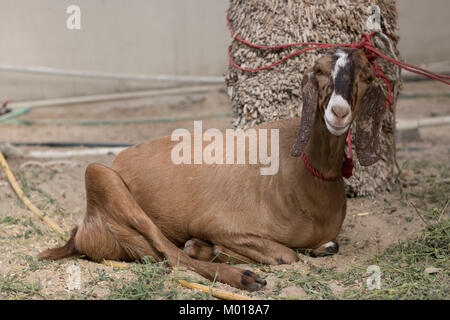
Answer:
227, 16, 449, 180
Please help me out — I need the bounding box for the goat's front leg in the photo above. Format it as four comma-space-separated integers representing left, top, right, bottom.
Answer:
183, 238, 255, 264
183, 238, 215, 261
213, 236, 300, 265
310, 239, 339, 257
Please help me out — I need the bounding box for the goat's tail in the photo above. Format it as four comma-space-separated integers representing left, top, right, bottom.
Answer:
38, 227, 81, 260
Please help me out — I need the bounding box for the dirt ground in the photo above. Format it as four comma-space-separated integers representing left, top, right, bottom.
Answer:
0, 80, 448, 299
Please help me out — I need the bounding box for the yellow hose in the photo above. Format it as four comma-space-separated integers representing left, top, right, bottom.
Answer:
0, 151, 253, 300
0, 151, 69, 241
177, 279, 254, 300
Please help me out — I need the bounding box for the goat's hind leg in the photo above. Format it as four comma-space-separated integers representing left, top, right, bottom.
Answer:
74, 163, 163, 262
76, 163, 266, 291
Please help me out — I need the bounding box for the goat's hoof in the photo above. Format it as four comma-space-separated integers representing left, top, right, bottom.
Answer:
183, 239, 197, 255
310, 241, 339, 257
241, 270, 266, 292
183, 238, 213, 260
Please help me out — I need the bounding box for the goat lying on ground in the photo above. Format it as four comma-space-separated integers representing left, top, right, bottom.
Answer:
39, 47, 386, 291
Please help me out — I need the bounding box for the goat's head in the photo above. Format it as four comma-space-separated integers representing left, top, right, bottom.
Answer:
291, 47, 386, 166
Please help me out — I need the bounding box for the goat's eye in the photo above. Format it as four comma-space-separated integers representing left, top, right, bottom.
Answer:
316, 69, 323, 75
366, 76, 374, 83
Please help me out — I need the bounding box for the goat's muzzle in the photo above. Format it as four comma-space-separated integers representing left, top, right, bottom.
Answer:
324, 93, 352, 136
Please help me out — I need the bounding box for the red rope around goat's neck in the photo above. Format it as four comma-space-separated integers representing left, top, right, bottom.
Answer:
301, 130, 353, 181
226, 16, 449, 181
301, 152, 340, 181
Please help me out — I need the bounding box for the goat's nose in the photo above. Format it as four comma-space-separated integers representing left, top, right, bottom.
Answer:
331, 105, 350, 120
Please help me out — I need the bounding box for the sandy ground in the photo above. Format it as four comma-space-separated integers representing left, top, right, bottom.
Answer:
0, 80, 448, 299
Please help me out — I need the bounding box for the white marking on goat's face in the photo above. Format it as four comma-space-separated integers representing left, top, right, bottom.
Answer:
324, 50, 353, 136
332, 51, 348, 81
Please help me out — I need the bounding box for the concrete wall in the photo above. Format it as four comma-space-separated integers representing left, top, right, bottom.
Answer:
0, 0, 230, 76
0, 0, 448, 100
397, 0, 450, 65
0, 0, 230, 100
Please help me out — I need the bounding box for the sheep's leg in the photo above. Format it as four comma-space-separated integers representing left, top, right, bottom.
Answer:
75, 163, 266, 291
310, 240, 339, 257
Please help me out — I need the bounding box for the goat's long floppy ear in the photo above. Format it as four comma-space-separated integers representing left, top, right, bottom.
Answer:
291, 69, 318, 157
355, 83, 386, 166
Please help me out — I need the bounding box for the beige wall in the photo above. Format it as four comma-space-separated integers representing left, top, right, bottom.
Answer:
397, 0, 450, 65
0, 0, 230, 100
0, 0, 229, 76
0, 0, 448, 100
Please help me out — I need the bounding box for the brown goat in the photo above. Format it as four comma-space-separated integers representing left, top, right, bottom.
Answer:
39, 47, 386, 291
